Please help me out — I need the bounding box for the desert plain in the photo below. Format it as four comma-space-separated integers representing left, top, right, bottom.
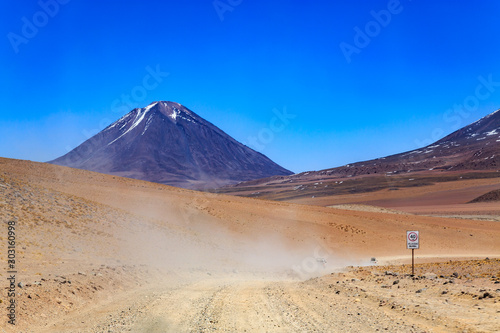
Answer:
1, 157, 499, 332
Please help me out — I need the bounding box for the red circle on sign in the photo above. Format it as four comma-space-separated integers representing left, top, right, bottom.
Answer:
408, 232, 418, 241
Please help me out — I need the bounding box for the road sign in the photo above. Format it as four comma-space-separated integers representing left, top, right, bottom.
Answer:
407, 230, 419, 249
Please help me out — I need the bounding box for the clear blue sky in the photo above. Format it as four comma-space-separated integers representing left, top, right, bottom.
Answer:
1, 1, 500, 173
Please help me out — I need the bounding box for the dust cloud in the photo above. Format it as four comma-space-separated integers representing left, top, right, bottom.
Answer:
111, 196, 358, 281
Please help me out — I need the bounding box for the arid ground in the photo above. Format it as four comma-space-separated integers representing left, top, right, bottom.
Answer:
216, 171, 500, 217
1, 158, 499, 332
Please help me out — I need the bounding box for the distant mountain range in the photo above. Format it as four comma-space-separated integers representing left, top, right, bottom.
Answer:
49, 101, 292, 189
308, 108, 500, 178
217, 108, 500, 199
321, 108, 499, 176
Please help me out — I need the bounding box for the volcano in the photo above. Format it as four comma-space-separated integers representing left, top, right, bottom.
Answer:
49, 101, 292, 189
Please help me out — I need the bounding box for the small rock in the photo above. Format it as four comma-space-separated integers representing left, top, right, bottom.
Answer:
452, 272, 459, 278
480, 292, 492, 299
393, 280, 400, 285
18, 282, 25, 288
416, 288, 427, 293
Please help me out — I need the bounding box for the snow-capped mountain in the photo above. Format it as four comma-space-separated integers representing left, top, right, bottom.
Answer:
289, 108, 500, 178
217, 108, 500, 197
49, 101, 293, 189
335, 108, 500, 175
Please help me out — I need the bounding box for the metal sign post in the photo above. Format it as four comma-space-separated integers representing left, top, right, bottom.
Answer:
406, 231, 419, 276
412, 249, 414, 276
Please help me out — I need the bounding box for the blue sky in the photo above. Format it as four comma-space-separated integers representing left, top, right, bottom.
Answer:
1, 0, 500, 173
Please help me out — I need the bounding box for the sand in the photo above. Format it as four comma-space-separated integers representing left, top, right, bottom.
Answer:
0, 157, 499, 332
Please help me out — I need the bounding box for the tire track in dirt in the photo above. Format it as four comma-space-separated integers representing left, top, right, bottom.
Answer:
218, 283, 301, 332
190, 282, 294, 332
264, 281, 425, 333
129, 280, 227, 332
193, 285, 229, 331
263, 284, 325, 332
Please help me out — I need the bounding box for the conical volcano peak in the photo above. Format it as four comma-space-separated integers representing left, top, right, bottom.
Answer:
49, 101, 292, 189
144, 101, 197, 123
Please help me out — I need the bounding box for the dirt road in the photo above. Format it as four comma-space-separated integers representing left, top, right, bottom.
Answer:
34, 260, 499, 333
40, 278, 416, 333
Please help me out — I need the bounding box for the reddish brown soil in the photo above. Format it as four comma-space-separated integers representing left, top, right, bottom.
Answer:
0, 158, 499, 332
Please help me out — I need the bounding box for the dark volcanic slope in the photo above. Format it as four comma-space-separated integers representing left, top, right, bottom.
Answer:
216, 109, 500, 199
468, 189, 500, 203
305, 108, 500, 178
49, 101, 292, 189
